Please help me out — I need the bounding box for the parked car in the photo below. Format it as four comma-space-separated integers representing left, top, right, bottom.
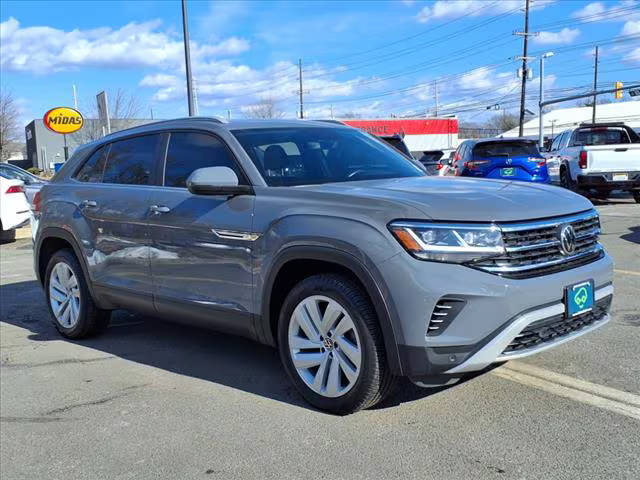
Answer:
378, 134, 413, 159
452, 138, 549, 183
0, 176, 30, 242
0, 163, 47, 205
544, 123, 640, 202
417, 151, 445, 175
33, 118, 613, 414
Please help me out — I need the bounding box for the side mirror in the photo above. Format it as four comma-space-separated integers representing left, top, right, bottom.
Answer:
186, 167, 253, 196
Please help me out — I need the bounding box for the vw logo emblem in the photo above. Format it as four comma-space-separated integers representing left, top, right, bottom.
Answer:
559, 224, 576, 255
506, 158, 512, 165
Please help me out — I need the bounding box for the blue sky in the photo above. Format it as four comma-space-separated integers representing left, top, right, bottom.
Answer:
1, 0, 638, 125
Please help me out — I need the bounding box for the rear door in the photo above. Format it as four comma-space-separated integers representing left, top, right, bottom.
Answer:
72, 134, 164, 308
147, 131, 255, 337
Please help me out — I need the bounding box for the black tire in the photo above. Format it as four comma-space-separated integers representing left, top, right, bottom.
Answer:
559, 166, 574, 191
633, 191, 640, 204
278, 274, 396, 414
0, 224, 16, 243
44, 249, 110, 338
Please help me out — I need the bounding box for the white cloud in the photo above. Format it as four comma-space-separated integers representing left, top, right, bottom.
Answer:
571, 1, 640, 21
0, 17, 249, 74
622, 19, 640, 35
534, 28, 580, 45
623, 46, 640, 63
416, 0, 555, 23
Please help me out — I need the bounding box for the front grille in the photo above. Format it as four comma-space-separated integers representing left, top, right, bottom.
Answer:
474, 210, 602, 279
427, 298, 465, 337
502, 295, 612, 354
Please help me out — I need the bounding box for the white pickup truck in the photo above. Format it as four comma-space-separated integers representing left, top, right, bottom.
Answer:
544, 123, 640, 202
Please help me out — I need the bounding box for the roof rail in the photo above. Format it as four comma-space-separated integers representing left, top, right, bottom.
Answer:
103, 116, 224, 138
578, 122, 626, 127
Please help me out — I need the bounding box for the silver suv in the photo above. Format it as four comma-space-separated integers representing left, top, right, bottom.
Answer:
33, 118, 613, 414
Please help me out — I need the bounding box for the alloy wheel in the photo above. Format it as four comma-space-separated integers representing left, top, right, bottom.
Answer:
49, 262, 81, 329
288, 295, 362, 398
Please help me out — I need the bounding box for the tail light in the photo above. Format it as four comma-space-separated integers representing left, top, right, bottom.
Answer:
436, 163, 443, 170
5, 185, 24, 194
536, 158, 546, 167
579, 151, 588, 169
466, 160, 489, 169
32, 191, 42, 214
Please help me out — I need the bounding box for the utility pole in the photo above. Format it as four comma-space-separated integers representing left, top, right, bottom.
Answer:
330, 104, 334, 119
150, 107, 154, 120
193, 78, 200, 116
434, 79, 439, 117
518, 0, 531, 137
181, 0, 195, 116
539, 52, 554, 149
592, 46, 599, 123
72, 85, 78, 111
227, 109, 231, 121
298, 58, 304, 119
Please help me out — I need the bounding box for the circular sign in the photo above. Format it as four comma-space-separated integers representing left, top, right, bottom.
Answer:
43, 107, 84, 134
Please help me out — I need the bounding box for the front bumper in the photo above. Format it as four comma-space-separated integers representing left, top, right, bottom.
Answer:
445, 284, 612, 373
380, 250, 613, 377
577, 171, 640, 190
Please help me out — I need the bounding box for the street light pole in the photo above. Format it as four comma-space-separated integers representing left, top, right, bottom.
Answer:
182, 0, 195, 116
539, 52, 553, 149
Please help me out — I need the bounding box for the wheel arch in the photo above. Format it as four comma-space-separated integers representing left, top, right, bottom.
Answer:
35, 227, 108, 309
259, 246, 404, 375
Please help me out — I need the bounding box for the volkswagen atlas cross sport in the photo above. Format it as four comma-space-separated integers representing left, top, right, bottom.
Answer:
33, 118, 613, 414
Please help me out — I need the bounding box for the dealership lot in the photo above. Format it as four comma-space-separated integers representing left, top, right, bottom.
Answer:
1, 200, 639, 480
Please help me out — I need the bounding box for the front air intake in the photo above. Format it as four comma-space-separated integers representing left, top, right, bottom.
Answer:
427, 298, 465, 337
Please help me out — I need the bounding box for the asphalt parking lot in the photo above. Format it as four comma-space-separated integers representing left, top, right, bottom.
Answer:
1, 200, 639, 480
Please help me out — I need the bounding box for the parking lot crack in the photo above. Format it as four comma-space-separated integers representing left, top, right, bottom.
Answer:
44, 384, 149, 416
1, 356, 115, 369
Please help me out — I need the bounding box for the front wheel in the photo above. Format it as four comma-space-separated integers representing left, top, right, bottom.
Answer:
278, 274, 395, 414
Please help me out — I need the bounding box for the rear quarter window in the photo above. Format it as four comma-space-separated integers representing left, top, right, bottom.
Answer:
75, 146, 108, 183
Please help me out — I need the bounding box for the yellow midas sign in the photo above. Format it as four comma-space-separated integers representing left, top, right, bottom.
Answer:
43, 107, 84, 134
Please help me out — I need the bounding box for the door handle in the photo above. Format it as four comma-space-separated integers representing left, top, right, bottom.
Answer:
150, 205, 171, 214
81, 200, 97, 208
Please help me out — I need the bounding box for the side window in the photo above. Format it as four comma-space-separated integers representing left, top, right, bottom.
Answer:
75, 146, 108, 183
102, 134, 162, 185
163, 132, 244, 188
559, 131, 569, 149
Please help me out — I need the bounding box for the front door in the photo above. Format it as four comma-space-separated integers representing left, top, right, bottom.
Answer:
147, 131, 255, 337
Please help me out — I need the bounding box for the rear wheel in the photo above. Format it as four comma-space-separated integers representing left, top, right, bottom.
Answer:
559, 166, 574, 191
278, 274, 395, 414
633, 191, 640, 204
45, 249, 110, 338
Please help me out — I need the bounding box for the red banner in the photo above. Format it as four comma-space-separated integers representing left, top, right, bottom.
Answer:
343, 119, 458, 136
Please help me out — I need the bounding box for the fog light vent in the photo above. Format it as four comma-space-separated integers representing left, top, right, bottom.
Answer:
427, 298, 465, 337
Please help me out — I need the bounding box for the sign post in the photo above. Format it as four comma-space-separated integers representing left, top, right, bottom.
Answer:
96, 91, 111, 135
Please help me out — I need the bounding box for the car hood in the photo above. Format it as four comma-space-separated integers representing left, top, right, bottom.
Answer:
300, 176, 593, 222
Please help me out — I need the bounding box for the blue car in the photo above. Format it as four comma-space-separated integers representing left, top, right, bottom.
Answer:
452, 138, 550, 183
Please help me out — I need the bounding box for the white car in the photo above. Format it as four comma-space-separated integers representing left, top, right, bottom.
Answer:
544, 122, 640, 202
0, 176, 30, 242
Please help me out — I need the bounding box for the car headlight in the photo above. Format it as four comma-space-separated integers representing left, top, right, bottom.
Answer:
389, 221, 505, 263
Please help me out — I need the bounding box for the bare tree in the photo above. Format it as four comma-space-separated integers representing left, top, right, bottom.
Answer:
0, 90, 21, 161
244, 98, 285, 119
484, 111, 519, 132
71, 89, 144, 144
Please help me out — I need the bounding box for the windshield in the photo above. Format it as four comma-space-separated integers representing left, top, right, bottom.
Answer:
574, 128, 632, 146
232, 127, 424, 186
473, 141, 540, 158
